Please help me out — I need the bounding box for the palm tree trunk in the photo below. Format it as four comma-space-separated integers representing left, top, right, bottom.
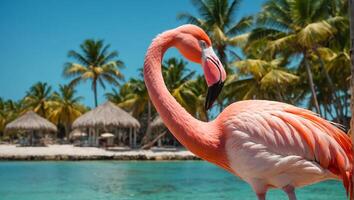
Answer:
313, 47, 344, 121
344, 90, 349, 121
325, 103, 335, 119
141, 100, 152, 147
57, 118, 61, 139
141, 131, 167, 150
348, 1, 354, 198
64, 122, 70, 140
41, 103, 46, 118
303, 51, 321, 115
276, 84, 284, 102
93, 80, 98, 107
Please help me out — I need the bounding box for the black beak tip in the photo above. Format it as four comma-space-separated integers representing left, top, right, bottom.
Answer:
205, 81, 224, 111
205, 101, 212, 111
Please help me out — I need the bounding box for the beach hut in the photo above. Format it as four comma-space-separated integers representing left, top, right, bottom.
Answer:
5, 111, 57, 146
72, 101, 140, 147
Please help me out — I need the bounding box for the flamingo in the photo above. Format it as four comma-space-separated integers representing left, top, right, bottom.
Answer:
143, 24, 353, 200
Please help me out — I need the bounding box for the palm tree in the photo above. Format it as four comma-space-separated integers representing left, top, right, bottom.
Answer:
48, 85, 87, 138
117, 58, 196, 146
4, 99, 24, 121
117, 59, 195, 117
310, 47, 350, 122
0, 98, 7, 135
118, 78, 149, 117
162, 58, 196, 113
348, 0, 354, 193
249, 0, 342, 114
23, 82, 52, 117
182, 76, 209, 121
63, 39, 124, 107
226, 57, 299, 103
0, 98, 24, 138
178, 0, 253, 72
104, 88, 122, 105
117, 78, 152, 146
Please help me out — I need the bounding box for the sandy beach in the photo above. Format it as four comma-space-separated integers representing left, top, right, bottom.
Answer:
0, 145, 198, 161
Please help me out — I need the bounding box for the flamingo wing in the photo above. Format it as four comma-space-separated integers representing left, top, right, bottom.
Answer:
221, 100, 352, 195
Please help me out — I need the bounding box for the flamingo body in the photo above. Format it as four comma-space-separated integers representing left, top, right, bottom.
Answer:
219, 100, 351, 196
143, 25, 353, 199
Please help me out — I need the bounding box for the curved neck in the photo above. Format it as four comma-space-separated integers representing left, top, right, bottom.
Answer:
143, 30, 229, 169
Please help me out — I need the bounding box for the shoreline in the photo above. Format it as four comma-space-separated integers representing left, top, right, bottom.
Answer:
0, 144, 200, 161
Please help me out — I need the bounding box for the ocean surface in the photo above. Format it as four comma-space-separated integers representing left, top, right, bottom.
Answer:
0, 161, 345, 200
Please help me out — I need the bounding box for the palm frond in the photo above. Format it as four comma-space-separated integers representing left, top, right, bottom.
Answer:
177, 13, 204, 26
228, 33, 250, 47
248, 27, 282, 42
63, 63, 87, 77
260, 69, 299, 89
101, 74, 120, 86
226, 0, 242, 25
67, 50, 89, 65
227, 15, 253, 35
191, 0, 213, 20
297, 20, 335, 47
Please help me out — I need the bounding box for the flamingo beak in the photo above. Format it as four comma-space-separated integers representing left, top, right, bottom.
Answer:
205, 81, 224, 110
199, 40, 225, 110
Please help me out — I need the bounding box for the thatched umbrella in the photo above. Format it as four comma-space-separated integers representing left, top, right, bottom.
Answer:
5, 111, 57, 145
70, 129, 87, 138
100, 133, 115, 147
72, 101, 140, 147
101, 133, 115, 138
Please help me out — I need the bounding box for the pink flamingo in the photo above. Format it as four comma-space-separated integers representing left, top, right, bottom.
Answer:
143, 24, 353, 200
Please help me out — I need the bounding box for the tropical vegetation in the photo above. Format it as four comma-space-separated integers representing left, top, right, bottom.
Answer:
47, 85, 87, 138
0, 0, 352, 147
63, 39, 125, 107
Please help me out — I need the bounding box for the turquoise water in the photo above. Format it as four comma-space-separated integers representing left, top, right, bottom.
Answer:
0, 161, 346, 200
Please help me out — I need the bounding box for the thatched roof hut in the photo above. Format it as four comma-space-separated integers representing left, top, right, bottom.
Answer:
5, 111, 57, 133
72, 101, 140, 129
72, 101, 140, 147
151, 115, 164, 129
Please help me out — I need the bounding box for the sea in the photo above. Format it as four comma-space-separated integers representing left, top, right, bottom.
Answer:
0, 161, 345, 200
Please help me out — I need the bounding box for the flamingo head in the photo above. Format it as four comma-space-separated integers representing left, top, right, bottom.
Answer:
173, 25, 226, 110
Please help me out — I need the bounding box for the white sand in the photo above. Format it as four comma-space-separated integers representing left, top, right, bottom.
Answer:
0, 144, 196, 159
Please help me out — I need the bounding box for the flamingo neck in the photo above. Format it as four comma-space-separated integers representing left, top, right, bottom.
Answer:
143, 30, 229, 169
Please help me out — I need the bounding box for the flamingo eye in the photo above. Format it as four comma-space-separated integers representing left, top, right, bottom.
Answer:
198, 40, 208, 50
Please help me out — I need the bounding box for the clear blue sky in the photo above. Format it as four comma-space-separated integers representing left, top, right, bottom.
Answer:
0, 0, 264, 107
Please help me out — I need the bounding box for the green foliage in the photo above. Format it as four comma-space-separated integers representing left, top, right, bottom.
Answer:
163, 58, 196, 114
226, 57, 299, 103
1, 0, 352, 143
178, 0, 253, 71
47, 84, 87, 136
181, 76, 209, 121
63, 39, 124, 107
244, 0, 350, 125
117, 78, 149, 118
23, 82, 52, 118
111, 58, 197, 119
0, 98, 24, 134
